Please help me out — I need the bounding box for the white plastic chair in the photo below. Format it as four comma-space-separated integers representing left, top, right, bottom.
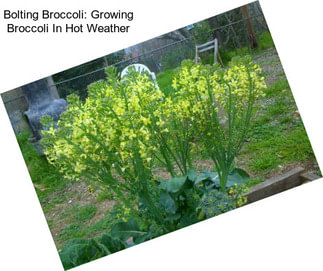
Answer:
120, 64, 159, 88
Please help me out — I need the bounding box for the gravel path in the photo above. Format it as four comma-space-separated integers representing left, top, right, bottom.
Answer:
254, 47, 286, 86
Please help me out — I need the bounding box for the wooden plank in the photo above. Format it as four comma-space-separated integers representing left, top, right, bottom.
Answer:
196, 40, 215, 48
198, 45, 215, 53
195, 45, 198, 64
300, 172, 321, 183
214, 39, 218, 64
245, 167, 305, 204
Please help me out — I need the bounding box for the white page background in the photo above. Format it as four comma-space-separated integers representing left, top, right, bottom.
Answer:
0, 0, 322, 270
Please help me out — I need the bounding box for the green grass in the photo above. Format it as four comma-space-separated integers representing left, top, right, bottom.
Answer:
42, 193, 73, 213
60, 204, 98, 222
56, 206, 125, 248
16, 131, 70, 205
220, 46, 251, 66
265, 79, 290, 98
56, 204, 99, 247
58, 222, 87, 242
85, 212, 116, 236
157, 69, 177, 96
76, 205, 98, 221
97, 189, 113, 202
246, 126, 313, 173
258, 31, 275, 50
239, 78, 316, 175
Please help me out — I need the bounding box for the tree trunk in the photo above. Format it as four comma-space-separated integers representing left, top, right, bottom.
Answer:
207, 16, 223, 45
241, 5, 258, 49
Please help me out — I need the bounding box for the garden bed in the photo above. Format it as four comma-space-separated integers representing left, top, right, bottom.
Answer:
14, 45, 321, 270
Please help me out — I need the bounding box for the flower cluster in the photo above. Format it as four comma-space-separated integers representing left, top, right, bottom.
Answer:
42, 68, 165, 210
170, 57, 266, 189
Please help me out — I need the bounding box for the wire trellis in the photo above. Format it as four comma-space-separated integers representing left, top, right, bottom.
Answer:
51, 4, 269, 100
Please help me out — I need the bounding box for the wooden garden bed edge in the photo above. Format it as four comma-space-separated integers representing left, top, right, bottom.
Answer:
245, 167, 320, 204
